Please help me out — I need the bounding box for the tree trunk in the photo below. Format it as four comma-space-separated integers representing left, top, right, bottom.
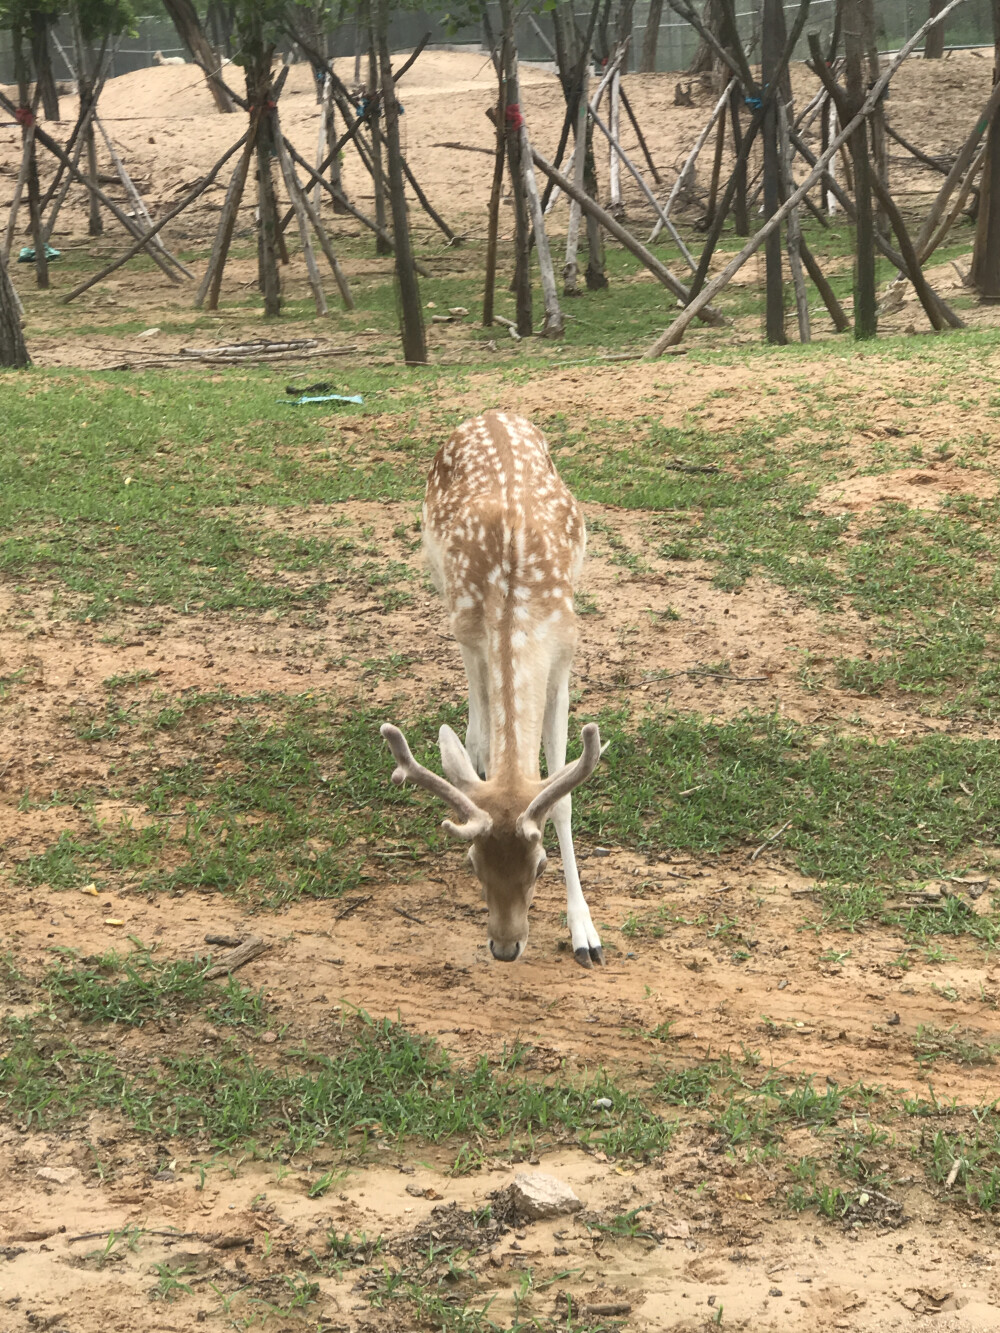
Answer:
640, 0, 664, 71
376, 0, 426, 363
972, 0, 1000, 298
29, 12, 59, 121
71, 13, 102, 237
844, 0, 877, 337
15, 38, 48, 287
925, 0, 946, 57
688, 0, 725, 78
0, 253, 29, 367
761, 0, 786, 343
161, 0, 235, 112
367, 25, 391, 254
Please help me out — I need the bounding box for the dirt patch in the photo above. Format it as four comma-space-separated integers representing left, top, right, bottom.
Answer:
814, 463, 999, 515
1, 1144, 997, 1333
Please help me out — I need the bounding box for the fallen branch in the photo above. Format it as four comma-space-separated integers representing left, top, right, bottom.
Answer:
750, 820, 793, 863
204, 935, 267, 979
393, 905, 427, 926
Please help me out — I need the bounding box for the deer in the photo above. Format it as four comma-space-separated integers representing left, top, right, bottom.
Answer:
381, 411, 605, 968
152, 50, 187, 66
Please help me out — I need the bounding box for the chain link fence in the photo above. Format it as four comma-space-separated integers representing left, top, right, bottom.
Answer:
1, 3, 996, 90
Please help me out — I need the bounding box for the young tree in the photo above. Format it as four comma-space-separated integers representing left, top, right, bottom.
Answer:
161, 0, 236, 111
0, 254, 30, 367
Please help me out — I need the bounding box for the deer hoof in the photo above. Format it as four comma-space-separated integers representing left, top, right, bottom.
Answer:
573, 946, 594, 969
590, 945, 604, 966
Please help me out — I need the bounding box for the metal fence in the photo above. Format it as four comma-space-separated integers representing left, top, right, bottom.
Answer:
1, 2, 997, 88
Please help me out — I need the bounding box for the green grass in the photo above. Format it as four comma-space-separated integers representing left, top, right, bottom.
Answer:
40, 944, 269, 1029
14, 691, 1000, 913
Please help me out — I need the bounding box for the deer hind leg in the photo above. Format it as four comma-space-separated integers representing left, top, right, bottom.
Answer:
542, 664, 603, 968
459, 643, 491, 778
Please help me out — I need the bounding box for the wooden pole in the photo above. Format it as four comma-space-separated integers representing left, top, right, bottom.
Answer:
272, 112, 328, 316
588, 99, 696, 268
64, 134, 249, 304
95, 117, 193, 279
518, 112, 564, 337
278, 129, 355, 310
608, 68, 622, 212
367, 19, 391, 256
650, 78, 734, 243
197, 123, 258, 309
618, 85, 662, 184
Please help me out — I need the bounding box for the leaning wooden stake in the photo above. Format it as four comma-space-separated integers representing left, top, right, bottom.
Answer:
96, 117, 193, 279
278, 126, 355, 310
525, 138, 726, 324
272, 112, 328, 316
649, 78, 735, 243
197, 124, 259, 309
645, 0, 969, 354
63, 134, 249, 303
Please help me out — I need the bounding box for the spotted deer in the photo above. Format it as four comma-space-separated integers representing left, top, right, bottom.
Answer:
381, 411, 605, 967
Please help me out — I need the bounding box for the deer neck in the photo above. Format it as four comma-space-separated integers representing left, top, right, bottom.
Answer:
484, 598, 549, 781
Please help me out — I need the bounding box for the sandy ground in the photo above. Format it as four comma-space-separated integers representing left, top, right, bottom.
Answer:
1, 47, 995, 258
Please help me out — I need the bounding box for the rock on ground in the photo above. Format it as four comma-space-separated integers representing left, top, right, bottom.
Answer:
510, 1172, 583, 1221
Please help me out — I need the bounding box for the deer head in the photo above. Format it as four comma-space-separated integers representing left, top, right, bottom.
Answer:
381, 721, 603, 961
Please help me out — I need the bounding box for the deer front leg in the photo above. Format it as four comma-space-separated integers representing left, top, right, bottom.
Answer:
542, 672, 603, 968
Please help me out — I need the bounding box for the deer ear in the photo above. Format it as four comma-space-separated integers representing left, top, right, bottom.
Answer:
439, 725, 482, 789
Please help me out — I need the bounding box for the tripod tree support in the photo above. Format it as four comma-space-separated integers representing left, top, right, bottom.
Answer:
645, 0, 969, 355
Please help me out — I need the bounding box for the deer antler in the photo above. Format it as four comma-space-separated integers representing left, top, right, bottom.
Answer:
380, 723, 492, 842
516, 723, 603, 844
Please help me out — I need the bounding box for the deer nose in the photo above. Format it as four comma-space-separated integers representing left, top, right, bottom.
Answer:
489, 939, 521, 962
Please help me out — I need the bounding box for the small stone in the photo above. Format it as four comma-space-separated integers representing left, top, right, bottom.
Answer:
36, 1166, 79, 1185
593, 1098, 613, 1110
769, 1288, 783, 1298
509, 1172, 583, 1221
